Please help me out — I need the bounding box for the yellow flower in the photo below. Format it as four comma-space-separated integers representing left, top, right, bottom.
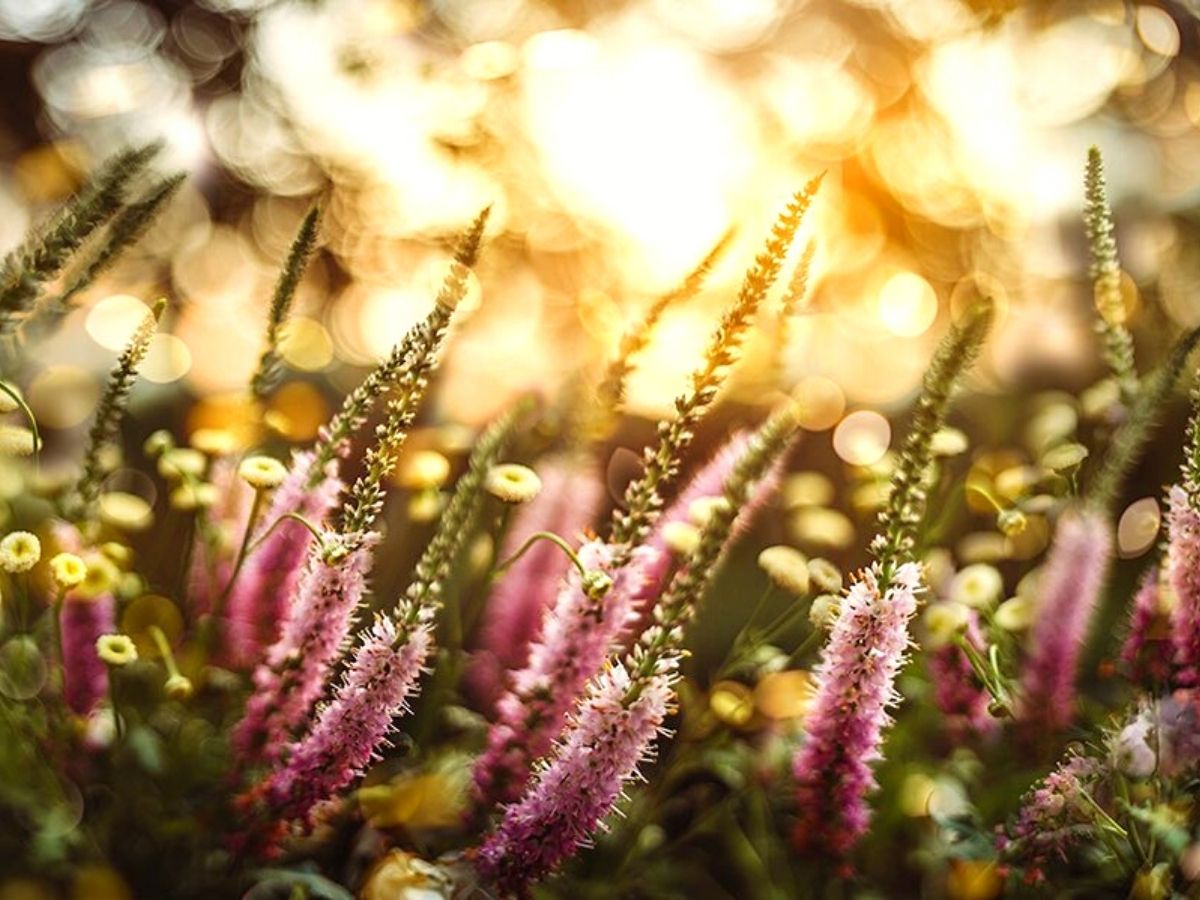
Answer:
0, 425, 38, 457
484, 463, 542, 504
157, 447, 207, 480
806, 557, 842, 594
662, 521, 700, 556
0, 531, 41, 573
399, 450, 452, 490
0, 382, 20, 414
808, 593, 841, 630
189, 428, 239, 456
407, 490, 444, 523
98, 492, 154, 532
994, 595, 1035, 631
757, 545, 810, 595
96, 634, 138, 667
142, 429, 174, 457
49, 553, 87, 588
361, 850, 454, 900
164, 674, 194, 701
949, 564, 1003, 610
923, 601, 970, 647
687, 496, 729, 527
170, 482, 218, 511
238, 455, 288, 490
77, 554, 120, 600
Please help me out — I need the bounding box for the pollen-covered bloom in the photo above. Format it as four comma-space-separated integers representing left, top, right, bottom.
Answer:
464, 455, 603, 713
224, 449, 344, 668
474, 660, 674, 894
60, 593, 115, 716
232, 529, 377, 765
472, 538, 651, 808
791, 561, 923, 861
1121, 569, 1173, 686
1167, 486, 1200, 686
265, 615, 432, 822
1018, 507, 1112, 730
0, 531, 40, 573
997, 753, 1104, 884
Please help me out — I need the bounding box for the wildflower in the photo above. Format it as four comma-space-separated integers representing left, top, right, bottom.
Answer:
0, 382, 19, 414
995, 595, 1034, 631
399, 450, 451, 490
0, 531, 40, 573
407, 490, 443, 522
662, 521, 700, 556
997, 508, 1027, 536
361, 850, 457, 900
0, 424, 37, 457
50, 553, 87, 589
164, 673, 194, 701
189, 428, 238, 456
77, 554, 120, 599
948, 563, 1003, 609
1018, 507, 1111, 730
61, 594, 114, 715
143, 429, 174, 457
998, 752, 1104, 883
237, 455, 288, 490
100, 542, 132, 567
923, 601, 969, 647
808, 593, 840, 630
157, 448, 206, 480
1167, 486, 1200, 686
792, 562, 924, 859
927, 608, 996, 737
807, 557, 842, 594
758, 545, 810, 595
96, 633, 137, 667
483, 463, 541, 504
1110, 708, 1156, 778
1122, 570, 1173, 685
930, 427, 968, 457
97, 492, 154, 532
688, 495, 729, 527
169, 482, 218, 511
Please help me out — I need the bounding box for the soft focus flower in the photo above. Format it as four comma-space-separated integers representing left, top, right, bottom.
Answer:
994, 595, 1035, 631
97, 492, 153, 532
61, 594, 114, 716
1167, 486, 1200, 686
362, 850, 456, 900
758, 545, 810, 595
50, 552, 87, 589
78, 554, 120, 599
170, 482, 218, 511
808, 593, 840, 630
0, 383, 19, 414
0, 424, 37, 457
688, 495, 729, 527
1111, 708, 1156, 778
237, 455, 288, 490
164, 674, 194, 701
792, 562, 923, 861
157, 447, 207, 480
1018, 507, 1111, 730
662, 521, 700, 556
997, 508, 1028, 536
189, 428, 239, 456
475, 661, 673, 894
927, 608, 996, 737
399, 450, 451, 490
96, 633, 137, 666
923, 601, 970, 647
0, 531, 40, 573
143, 430, 174, 457
484, 463, 542, 503
1122, 570, 1173, 686
948, 564, 1003, 609
807, 557, 842, 594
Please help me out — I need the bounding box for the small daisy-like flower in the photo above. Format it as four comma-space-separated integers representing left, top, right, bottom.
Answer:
157, 447, 206, 480
238, 455, 288, 490
50, 553, 87, 588
0, 425, 38, 457
98, 492, 154, 532
807, 557, 843, 594
662, 521, 701, 556
77, 555, 120, 600
169, 482, 218, 511
164, 674, 194, 701
0, 531, 41, 573
923, 601, 970, 647
399, 450, 452, 490
995, 595, 1035, 631
484, 463, 542, 503
949, 564, 1004, 609
96, 633, 138, 667
758, 545, 810, 595
809, 593, 841, 629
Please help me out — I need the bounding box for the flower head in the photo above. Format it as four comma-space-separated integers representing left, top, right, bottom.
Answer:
484, 463, 542, 504
97, 492, 154, 532
50, 552, 87, 588
0, 424, 37, 457
0, 531, 40, 573
238, 455, 288, 490
96, 633, 138, 666
1167, 485, 1200, 686
757, 545, 810, 595
164, 673, 194, 701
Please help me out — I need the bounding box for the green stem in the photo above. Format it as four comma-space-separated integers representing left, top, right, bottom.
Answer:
490, 530, 588, 581
213, 488, 268, 619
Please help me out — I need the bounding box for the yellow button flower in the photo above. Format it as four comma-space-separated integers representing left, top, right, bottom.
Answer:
238, 455, 288, 490
0, 531, 41, 573
49, 552, 87, 588
96, 634, 138, 667
484, 463, 542, 504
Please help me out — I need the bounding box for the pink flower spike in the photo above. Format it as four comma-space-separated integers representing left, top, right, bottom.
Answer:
1122, 568, 1172, 686
474, 661, 674, 894
61, 594, 115, 717
224, 449, 344, 668
264, 616, 433, 822
1018, 507, 1112, 730
471, 538, 652, 809
232, 529, 377, 767
1167, 485, 1200, 686
791, 561, 923, 862
927, 609, 996, 738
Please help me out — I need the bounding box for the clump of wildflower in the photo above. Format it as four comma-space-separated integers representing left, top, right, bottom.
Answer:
484, 463, 542, 504
238, 455, 288, 490
61, 593, 114, 715
0, 531, 40, 573
997, 753, 1105, 884
1122, 569, 1173, 686
50, 552, 87, 589
96, 633, 138, 667
758, 545, 810, 595
1018, 507, 1112, 730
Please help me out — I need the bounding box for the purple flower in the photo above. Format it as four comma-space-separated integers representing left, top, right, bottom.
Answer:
1018, 507, 1112, 730
232, 530, 377, 766
464, 453, 604, 713
791, 561, 923, 861
1121, 569, 1173, 686
60, 594, 115, 716
927, 609, 996, 738
474, 660, 674, 894
1167, 486, 1200, 686
471, 538, 651, 809
997, 753, 1104, 884
224, 449, 344, 668
264, 615, 433, 822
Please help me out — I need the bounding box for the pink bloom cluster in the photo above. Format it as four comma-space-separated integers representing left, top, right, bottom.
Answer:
474, 660, 674, 894
997, 753, 1103, 884
1167, 486, 1200, 686
791, 561, 923, 861
464, 454, 604, 713
60, 594, 114, 717
233, 530, 377, 765
1018, 508, 1112, 730
1121, 571, 1173, 686
265, 615, 432, 822
472, 538, 651, 808
927, 610, 995, 738
224, 450, 345, 668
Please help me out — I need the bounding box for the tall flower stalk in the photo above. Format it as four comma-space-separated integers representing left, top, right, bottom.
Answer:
472, 182, 820, 810
792, 302, 992, 864
475, 406, 799, 894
